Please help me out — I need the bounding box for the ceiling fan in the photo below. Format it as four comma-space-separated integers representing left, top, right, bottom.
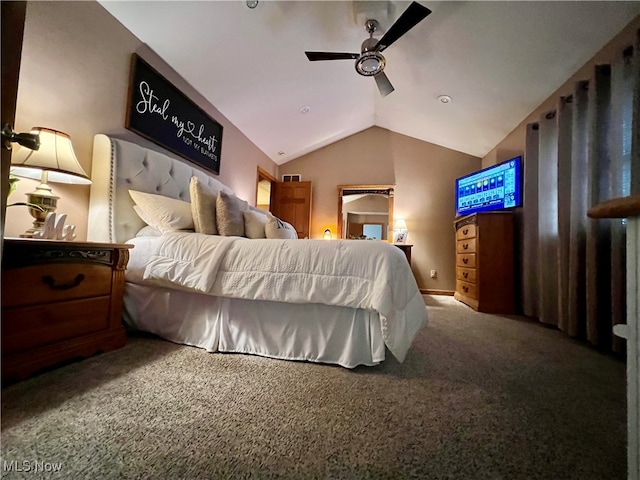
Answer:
305, 2, 432, 97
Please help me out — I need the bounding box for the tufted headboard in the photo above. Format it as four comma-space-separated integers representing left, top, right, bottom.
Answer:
88, 134, 232, 243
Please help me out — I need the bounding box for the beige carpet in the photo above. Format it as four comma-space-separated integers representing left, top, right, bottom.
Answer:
1, 295, 626, 479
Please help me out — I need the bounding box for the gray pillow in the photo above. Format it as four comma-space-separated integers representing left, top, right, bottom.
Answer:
216, 190, 245, 237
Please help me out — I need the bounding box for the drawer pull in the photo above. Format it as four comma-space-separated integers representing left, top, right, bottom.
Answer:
462, 258, 469, 264
42, 274, 85, 291
463, 272, 468, 278
463, 243, 469, 250
462, 228, 468, 235
462, 285, 469, 293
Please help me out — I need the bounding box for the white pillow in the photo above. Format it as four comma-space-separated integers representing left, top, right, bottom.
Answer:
129, 190, 193, 233
243, 209, 269, 239
135, 225, 162, 237
265, 215, 298, 239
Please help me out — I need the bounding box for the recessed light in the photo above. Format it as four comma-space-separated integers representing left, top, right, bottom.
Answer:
438, 95, 452, 104
299, 106, 311, 114
246, 0, 258, 9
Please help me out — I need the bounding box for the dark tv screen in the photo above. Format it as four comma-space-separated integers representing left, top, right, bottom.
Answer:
455, 156, 522, 217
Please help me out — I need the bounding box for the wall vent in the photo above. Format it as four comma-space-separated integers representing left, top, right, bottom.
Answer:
282, 174, 302, 182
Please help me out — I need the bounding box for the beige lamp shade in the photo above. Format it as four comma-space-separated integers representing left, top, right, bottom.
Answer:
10, 127, 91, 185
394, 218, 407, 230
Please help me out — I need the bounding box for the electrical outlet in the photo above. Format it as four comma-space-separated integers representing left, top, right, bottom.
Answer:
430, 270, 437, 279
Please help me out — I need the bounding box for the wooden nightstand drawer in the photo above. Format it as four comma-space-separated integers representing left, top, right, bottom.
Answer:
456, 280, 477, 299
457, 267, 477, 284
2, 264, 112, 308
457, 238, 476, 254
456, 253, 476, 268
2, 297, 111, 355
1, 238, 132, 384
456, 224, 476, 240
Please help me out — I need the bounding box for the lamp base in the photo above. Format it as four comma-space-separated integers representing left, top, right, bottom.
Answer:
19, 191, 58, 238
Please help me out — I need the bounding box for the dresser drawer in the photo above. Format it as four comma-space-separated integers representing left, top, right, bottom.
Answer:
2, 264, 112, 308
456, 280, 477, 300
456, 224, 477, 241
457, 238, 476, 254
457, 267, 477, 284
456, 253, 476, 268
2, 296, 112, 355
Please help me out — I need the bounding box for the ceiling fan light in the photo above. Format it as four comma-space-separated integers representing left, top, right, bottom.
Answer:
355, 52, 385, 77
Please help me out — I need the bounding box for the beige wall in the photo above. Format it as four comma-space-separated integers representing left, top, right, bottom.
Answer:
5, 1, 277, 240
482, 14, 640, 168
280, 126, 481, 290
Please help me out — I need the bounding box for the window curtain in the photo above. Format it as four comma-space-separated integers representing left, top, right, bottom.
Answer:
521, 31, 640, 352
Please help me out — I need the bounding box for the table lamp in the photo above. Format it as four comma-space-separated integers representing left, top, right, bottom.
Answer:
10, 127, 91, 237
393, 217, 408, 243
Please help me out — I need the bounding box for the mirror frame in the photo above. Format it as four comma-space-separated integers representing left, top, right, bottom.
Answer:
337, 184, 395, 241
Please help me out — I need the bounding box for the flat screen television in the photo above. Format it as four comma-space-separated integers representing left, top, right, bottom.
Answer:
455, 156, 522, 217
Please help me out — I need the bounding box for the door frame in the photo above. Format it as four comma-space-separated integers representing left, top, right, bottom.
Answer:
1, 1, 27, 250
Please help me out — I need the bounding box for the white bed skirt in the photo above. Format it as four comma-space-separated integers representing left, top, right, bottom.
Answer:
124, 283, 386, 368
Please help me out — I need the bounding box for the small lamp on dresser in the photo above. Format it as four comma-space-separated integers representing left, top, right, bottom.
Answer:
10, 127, 91, 237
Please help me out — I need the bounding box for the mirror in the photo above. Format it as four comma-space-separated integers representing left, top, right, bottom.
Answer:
338, 185, 394, 240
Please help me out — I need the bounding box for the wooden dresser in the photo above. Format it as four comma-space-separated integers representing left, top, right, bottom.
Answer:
454, 212, 514, 314
1, 238, 132, 383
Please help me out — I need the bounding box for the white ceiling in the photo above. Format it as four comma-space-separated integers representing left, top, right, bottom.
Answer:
100, 1, 640, 164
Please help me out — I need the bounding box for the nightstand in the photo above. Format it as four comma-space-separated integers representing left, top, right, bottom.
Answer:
1, 238, 132, 383
394, 244, 412, 266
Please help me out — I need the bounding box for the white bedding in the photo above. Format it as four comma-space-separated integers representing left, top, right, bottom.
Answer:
140, 232, 427, 362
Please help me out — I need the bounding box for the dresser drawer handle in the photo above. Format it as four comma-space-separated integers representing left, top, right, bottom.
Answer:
462, 285, 469, 293
463, 243, 469, 250
463, 272, 468, 278
42, 274, 85, 291
462, 228, 468, 235
462, 258, 469, 264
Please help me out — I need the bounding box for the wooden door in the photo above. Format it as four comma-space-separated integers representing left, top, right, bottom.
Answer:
271, 181, 311, 239
1, 1, 27, 253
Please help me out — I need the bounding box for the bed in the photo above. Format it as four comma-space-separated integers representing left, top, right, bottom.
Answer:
87, 134, 427, 368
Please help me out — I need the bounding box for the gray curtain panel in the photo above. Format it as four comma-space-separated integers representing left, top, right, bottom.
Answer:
557, 96, 573, 334
522, 123, 539, 319
522, 33, 639, 352
568, 81, 590, 339
538, 111, 560, 326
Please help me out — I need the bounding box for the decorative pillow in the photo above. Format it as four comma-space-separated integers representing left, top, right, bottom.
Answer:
265, 215, 298, 239
216, 190, 245, 237
243, 209, 269, 239
129, 190, 193, 233
189, 176, 218, 235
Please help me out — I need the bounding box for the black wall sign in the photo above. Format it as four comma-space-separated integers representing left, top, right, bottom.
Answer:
125, 54, 223, 175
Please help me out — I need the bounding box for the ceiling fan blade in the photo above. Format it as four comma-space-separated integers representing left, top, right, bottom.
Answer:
374, 2, 432, 52
374, 72, 394, 97
305, 52, 359, 61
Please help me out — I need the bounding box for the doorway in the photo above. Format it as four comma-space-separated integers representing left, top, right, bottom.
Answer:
256, 166, 276, 213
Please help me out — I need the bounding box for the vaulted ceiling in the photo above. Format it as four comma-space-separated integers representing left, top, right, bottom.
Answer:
100, 1, 640, 164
